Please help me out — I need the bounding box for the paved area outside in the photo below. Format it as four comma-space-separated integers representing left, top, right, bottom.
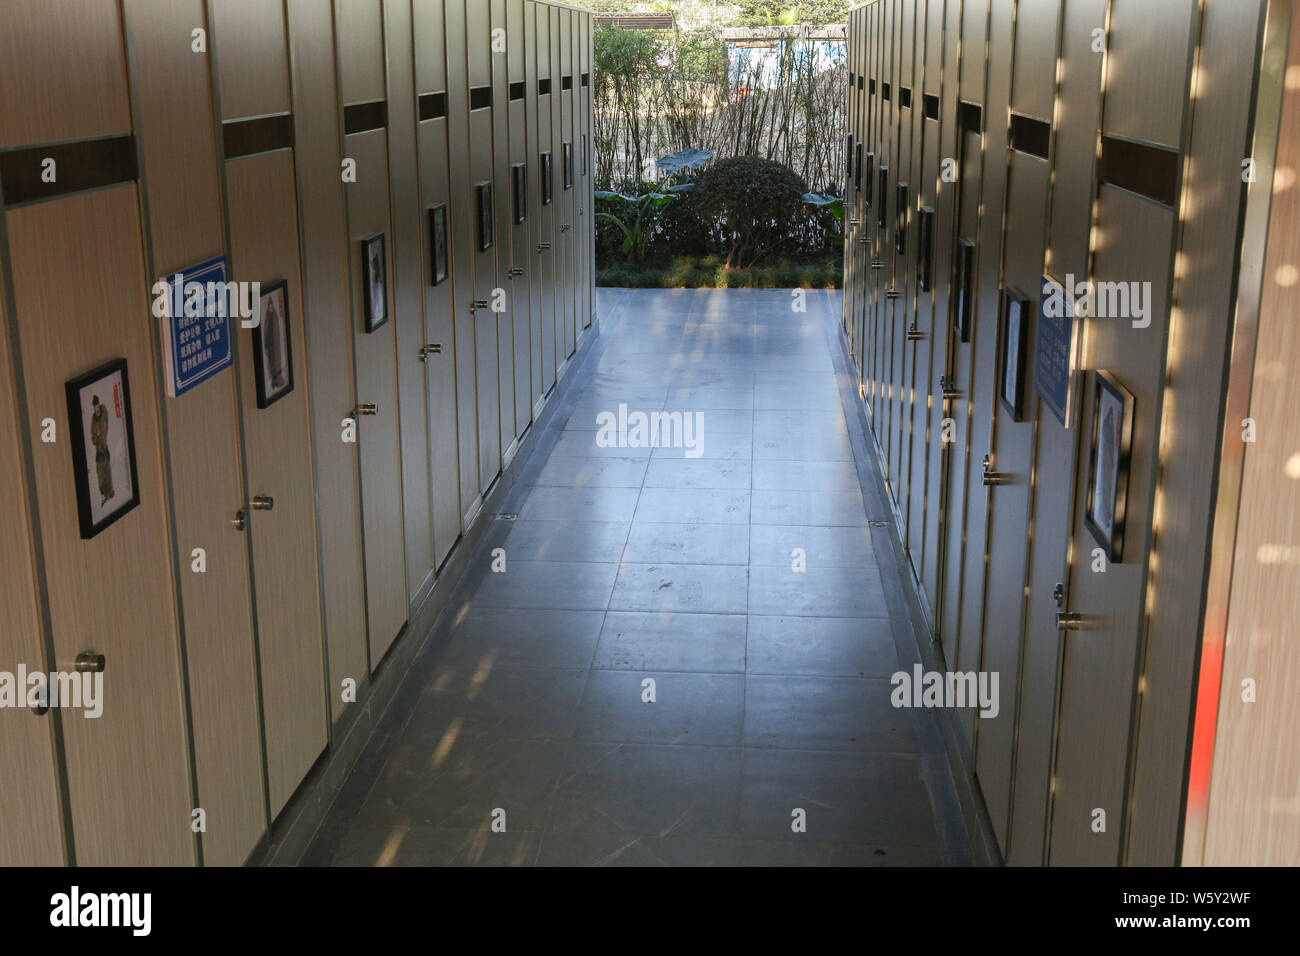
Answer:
302, 288, 971, 866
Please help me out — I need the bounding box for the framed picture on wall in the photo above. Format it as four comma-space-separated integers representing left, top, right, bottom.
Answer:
954, 237, 975, 342
428, 205, 449, 286
562, 141, 573, 190
476, 181, 494, 251
252, 280, 294, 409
1084, 370, 1135, 563
512, 163, 527, 225
65, 358, 140, 539
999, 287, 1031, 421
540, 150, 553, 206
361, 232, 388, 332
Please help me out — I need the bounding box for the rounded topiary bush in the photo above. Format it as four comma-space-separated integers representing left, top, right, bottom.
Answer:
693, 157, 809, 269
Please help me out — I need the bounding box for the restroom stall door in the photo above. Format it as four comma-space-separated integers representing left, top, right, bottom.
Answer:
382, 0, 436, 605
921, 0, 966, 627
952, 0, 1012, 749
344, 123, 410, 665
508, 0, 533, 437
0, 258, 66, 866
468, 2, 501, 494
225, 150, 329, 817
444, 0, 483, 527
414, 0, 462, 570
937, 0, 988, 676
491, 0, 517, 467
6, 186, 196, 865
975, 0, 1063, 857
558, 8, 576, 367
535, 7, 557, 395
340, 0, 410, 667
897, 0, 926, 556
870, 0, 895, 440
904, 0, 943, 582
975, 149, 1051, 852
1050, 187, 1176, 865
887, 0, 916, 514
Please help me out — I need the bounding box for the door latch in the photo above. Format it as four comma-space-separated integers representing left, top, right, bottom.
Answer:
537, 242, 552, 251
508, 267, 525, 277
419, 343, 442, 361
355, 403, 377, 416
982, 453, 1011, 486
906, 325, 925, 341
470, 300, 489, 313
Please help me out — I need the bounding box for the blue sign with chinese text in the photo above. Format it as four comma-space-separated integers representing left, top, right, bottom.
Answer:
160, 256, 233, 397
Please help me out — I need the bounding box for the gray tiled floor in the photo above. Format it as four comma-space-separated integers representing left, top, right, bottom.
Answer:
304, 288, 968, 867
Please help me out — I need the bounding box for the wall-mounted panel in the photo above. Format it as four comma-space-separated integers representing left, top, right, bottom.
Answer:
0, 0, 133, 148
212, 0, 292, 120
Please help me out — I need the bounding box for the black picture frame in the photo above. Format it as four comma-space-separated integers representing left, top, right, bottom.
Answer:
540, 150, 553, 205
361, 232, 388, 332
917, 206, 935, 292
512, 163, 527, 224
1084, 370, 1135, 563
252, 279, 295, 409
877, 165, 889, 228
476, 181, 494, 251
65, 358, 141, 540
954, 237, 975, 342
895, 181, 909, 254
428, 204, 449, 286
999, 287, 1031, 421
562, 141, 573, 190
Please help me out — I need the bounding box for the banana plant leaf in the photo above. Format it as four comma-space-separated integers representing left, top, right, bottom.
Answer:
655, 148, 713, 177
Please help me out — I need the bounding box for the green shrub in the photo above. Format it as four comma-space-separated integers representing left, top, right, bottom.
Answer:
693, 156, 810, 269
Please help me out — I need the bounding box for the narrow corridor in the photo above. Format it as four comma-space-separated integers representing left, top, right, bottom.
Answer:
302, 288, 970, 866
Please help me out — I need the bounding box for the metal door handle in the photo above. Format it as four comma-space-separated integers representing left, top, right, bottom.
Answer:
232, 509, 247, 532
982, 454, 1011, 486
1057, 612, 1089, 631
906, 327, 925, 341
355, 403, 377, 416
538, 242, 551, 251
251, 495, 274, 512
509, 267, 525, 277
75, 651, 106, 674
859, 235, 871, 244
885, 287, 902, 300
419, 343, 442, 360
849, 218, 861, 226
